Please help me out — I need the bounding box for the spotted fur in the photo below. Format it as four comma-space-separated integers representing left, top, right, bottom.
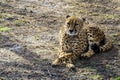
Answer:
52, 16, 113, 69
52, 16, 94, 69
83, 22, 113, 55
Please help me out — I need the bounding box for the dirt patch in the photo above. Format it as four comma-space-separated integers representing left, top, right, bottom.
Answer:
0, 0, 120, 80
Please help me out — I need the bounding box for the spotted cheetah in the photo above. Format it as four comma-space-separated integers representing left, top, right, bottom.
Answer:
52, 15, 112, 69
52, 15, 93, 69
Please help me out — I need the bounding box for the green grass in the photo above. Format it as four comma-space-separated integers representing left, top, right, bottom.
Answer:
14, 19, 26, 26
1, 0, 6, 3
0, 13, 13, 19
90, 74, 103, 79
114, 76, 120, 80
0, 13, 2, 18
0, 26, 10, 32
0, 77, 6, 80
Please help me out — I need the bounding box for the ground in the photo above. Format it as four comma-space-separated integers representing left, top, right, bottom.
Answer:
0, 0, 120, 80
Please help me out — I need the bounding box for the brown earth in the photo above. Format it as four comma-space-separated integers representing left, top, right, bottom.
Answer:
0, 0, 120, 80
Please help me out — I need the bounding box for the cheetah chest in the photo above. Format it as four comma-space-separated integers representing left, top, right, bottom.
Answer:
62, 34, 88, 53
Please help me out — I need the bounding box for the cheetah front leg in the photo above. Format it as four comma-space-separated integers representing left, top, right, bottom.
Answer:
64, 56, 75, 69
52, 52, 67, 66
52, 57, 63, 66
52, 52, 76, 69
80, 34, 96, 58
81, 43, 96, 58
81, 49, 95, 58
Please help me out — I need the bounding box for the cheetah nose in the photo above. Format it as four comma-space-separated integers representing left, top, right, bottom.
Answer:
69, 30, 73, 33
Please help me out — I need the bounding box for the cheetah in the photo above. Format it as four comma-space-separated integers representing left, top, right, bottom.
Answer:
52, 15, 93, 69
52, 15, 112, 69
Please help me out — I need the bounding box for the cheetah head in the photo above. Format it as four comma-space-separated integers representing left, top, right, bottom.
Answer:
64, 15, 85, 36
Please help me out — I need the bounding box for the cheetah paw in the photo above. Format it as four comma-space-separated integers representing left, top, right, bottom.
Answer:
81, 50, 95, 58
66, 63, 76, 71
52, 59, 61, 67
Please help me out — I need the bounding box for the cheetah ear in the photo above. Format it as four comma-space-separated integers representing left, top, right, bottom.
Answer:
66, 15, 70, 18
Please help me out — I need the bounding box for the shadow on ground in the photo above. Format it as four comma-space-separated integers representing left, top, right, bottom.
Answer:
0, 34, 71, 80
75, 45, 120, 79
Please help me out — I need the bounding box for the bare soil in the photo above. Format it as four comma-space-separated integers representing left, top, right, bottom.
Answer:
0, 0, 120, 80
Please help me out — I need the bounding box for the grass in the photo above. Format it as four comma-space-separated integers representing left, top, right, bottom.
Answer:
0, 12, 30, 26
0, 13, 14, 19
90, 74, 103, 80
14, 18, 27, 26
114, 76, 120, 80
90, 12, 119, 19
1, 0, 6, 3
0, 26, 10, 32
0, 77, 6, 80
0, 13, 2, 18
14, 17, 30, 26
